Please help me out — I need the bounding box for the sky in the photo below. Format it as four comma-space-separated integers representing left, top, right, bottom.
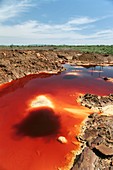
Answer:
0, 0, 113, 45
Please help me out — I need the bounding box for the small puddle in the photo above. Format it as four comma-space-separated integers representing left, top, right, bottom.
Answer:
0, 64, 113, 170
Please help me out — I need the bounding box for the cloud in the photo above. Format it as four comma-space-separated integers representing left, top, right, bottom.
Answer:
0, 16, 99, 37
0, 0, 33, 22
67, 17, 97, 25
0, 0, 59, 23
0, 0, 112, 45
0, 17, 113, 45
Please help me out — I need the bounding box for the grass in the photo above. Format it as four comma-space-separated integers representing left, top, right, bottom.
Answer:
0, 45, 113, 55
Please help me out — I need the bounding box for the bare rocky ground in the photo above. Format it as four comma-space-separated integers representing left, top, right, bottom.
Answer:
0, 49, 65, 85
79, 93, 113, 113
0, 48, 113, 84
1, 48, 113, 169
71, 94, 113, 170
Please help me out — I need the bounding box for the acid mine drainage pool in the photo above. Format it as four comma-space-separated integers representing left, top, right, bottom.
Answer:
0, 64, 113, 170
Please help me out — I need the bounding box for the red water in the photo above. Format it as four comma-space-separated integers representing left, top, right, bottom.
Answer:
0, 65, 113, 170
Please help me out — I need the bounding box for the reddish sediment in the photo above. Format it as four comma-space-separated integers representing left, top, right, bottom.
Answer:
0, 65, 113, 170
0, 72, 91, 170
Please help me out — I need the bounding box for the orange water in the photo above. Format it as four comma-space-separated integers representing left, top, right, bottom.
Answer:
0, 65, 113, 170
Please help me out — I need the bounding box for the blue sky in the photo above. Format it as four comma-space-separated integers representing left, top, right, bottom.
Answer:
0, 0, 113, 45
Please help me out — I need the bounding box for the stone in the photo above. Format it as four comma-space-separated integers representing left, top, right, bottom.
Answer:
72, 94, 113, 170
72, 147, 98, 170
103, 77, 109, 81
57, 136, 68, 144
95, 143, 113, 156
36, 53, 41, 57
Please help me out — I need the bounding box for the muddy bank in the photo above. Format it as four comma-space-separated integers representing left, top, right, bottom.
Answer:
0, 49, 66, 85
72, 52, 113, 66
0, 49, 113, 84
72, 93, 113, 170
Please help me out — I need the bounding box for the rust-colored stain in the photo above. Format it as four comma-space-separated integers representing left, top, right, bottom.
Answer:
0, 65, 113, 170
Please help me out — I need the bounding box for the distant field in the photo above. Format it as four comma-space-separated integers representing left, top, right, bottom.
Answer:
0, 45, 113, 55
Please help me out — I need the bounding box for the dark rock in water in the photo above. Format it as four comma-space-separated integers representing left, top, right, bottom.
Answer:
103, 77, 109, 81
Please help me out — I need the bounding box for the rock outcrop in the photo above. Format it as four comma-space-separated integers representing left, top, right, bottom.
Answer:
72, 113, 113, 169
79, 93, 113, 112
72, 93, 113, 170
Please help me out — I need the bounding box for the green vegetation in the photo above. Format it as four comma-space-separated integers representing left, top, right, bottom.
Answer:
67, 45, 113, 55
51, 45, 113, 55
0, 45, 113, 55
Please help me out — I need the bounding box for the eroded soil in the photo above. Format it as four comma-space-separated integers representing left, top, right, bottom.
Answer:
0, 49, 113, 84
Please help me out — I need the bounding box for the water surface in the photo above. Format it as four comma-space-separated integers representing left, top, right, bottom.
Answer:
0, 64, 113, 170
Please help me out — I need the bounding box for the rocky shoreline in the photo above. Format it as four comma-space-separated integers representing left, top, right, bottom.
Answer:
71, 93, 113, 170
79, 93, 113, 113
0, 49, 113, 85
